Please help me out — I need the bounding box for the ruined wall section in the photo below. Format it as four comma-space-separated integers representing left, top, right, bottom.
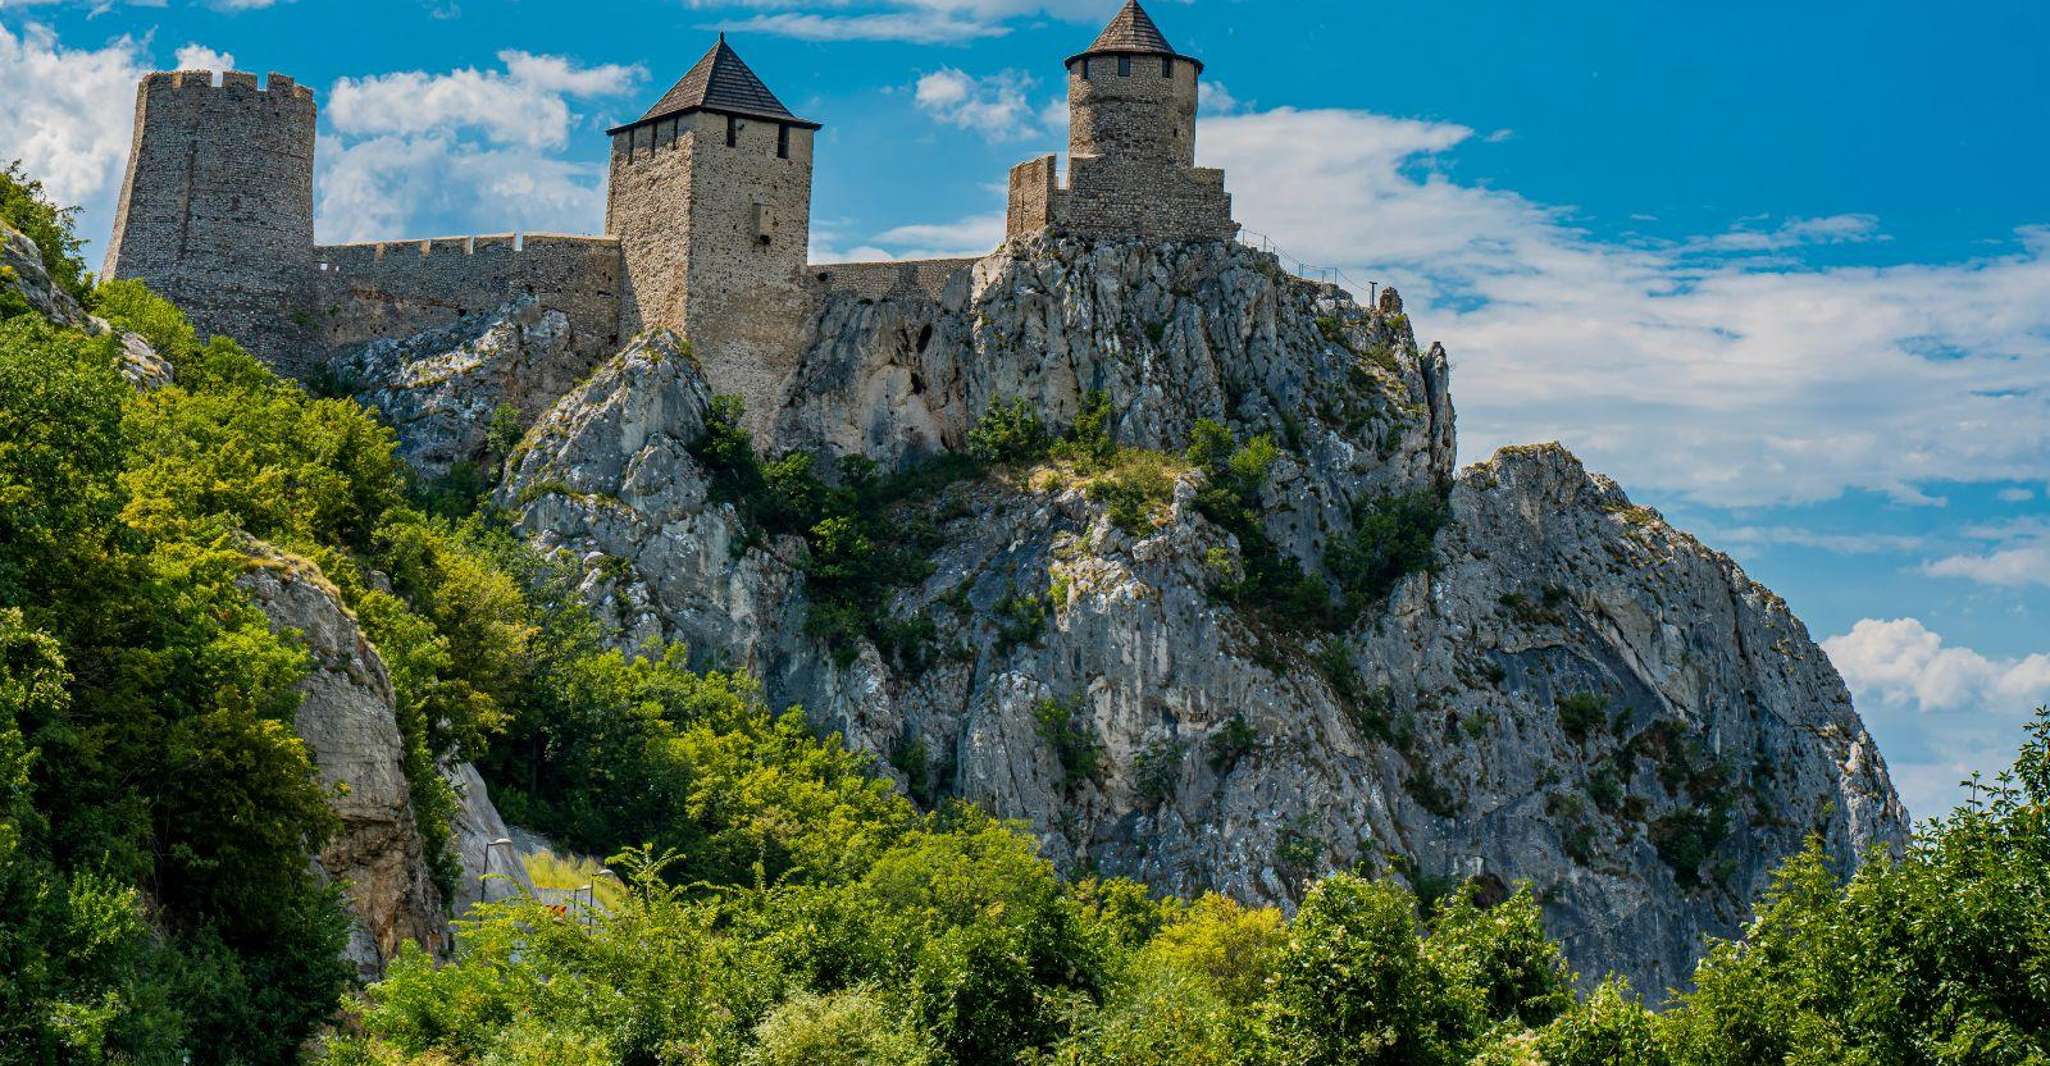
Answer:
312, 234, 621, 361
809, 258, 979, 303
102, 71, 319, 375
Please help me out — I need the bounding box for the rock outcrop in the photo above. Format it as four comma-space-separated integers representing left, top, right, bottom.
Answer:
3, 225, 173, 390
377, 235, 1904, 995
235, 546, 447, 979
337, 296, 595, 481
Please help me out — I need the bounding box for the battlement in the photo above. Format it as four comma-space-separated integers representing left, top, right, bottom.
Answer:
312, 232, 622, 361
315, 232, 621, 267
142, 69, 315, 103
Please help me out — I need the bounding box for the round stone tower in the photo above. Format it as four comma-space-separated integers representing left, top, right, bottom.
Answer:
102, 70, 318, 375
1065, 0, 1203, 170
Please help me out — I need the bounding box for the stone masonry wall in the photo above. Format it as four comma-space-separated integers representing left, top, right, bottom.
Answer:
810, 258, 980, 303
606, 114, 700, 341
691, 111, 818, 435
102, 70, 319, 376
312, 234, 621, 361
1069, 54, 1198, 169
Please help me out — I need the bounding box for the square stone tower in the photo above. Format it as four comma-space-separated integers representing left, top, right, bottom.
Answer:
605, 37, 819, 425
1007, 0, 1236, 243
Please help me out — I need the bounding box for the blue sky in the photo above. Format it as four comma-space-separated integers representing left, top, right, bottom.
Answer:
4, 0, 2047, 820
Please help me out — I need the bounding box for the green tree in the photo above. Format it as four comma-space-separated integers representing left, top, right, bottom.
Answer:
1261, 873, 1460, 1066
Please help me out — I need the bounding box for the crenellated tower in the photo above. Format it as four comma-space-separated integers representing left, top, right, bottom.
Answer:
605, 36, 819, 430
1008, 0, 1236, 243
103, 70, 318, 374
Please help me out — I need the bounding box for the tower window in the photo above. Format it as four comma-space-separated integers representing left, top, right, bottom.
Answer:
777, 124, 790, 159
1081, 58, 1091, 79
1118, 55, 1131, 77
1162, 57, 1174, 78
726, 115, 738, 147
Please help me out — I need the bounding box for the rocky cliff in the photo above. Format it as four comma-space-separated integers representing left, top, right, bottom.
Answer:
349, 234, 1906, 995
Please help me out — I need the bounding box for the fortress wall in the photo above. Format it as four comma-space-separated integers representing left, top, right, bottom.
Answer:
1060, 156, 1236, 242
809, 258, 980, 303
102, 70, 320, 376
312, 234, 622, 358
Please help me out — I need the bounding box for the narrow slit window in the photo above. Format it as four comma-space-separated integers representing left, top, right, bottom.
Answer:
1162, 57, 1174, 77
1118, 55, 1132, 77
1081, 58, 1091, 79
726, 115, 738, 147
777, 124, 790, 159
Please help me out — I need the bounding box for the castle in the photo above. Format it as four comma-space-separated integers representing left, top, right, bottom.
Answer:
101, 0, 1236, 419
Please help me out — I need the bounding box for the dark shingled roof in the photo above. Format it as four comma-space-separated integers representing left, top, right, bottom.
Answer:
1068, 1, 1202, 72
612, 36, 817, 134
1087, 1, 1175, 55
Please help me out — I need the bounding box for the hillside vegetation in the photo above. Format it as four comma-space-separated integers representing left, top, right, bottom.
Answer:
2, 165, 2045, 1065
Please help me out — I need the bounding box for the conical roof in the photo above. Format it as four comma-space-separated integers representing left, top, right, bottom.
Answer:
1068, 1, 1201, 72
611, 35, 818, 134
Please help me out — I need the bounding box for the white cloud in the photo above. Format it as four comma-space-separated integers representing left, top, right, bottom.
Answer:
1997, 488, 2035, 503
1924, 542, 2050, 589
316, 52, 642, 243
1195, 107, 2050, 508
1705, 525, 1926, 555
1197, 80, 1243, 115
0, 23, 152, 266
1824, 618, 2050, 712
172, 43, 234, 73
326, 50, 643, 150
1822, 618, 2050, 819
915, 67, 1040, 140
817, 210, 1005, 262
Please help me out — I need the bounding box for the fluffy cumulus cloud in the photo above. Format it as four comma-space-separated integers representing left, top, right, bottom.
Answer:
1823, 618, 2050, 818
1187, 107, 2050, 509
0, 23, 153, 265
172, 44, 235, 73
315, 52, 644, 243
685, 0, 1163, 44
914, 67, 1041, 140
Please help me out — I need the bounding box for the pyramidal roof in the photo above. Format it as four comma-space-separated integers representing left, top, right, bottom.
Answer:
612, 35, 818, 134
1069, 1, 1201, 71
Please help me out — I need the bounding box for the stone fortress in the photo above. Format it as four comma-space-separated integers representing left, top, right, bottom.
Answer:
101, 0, 1238, 420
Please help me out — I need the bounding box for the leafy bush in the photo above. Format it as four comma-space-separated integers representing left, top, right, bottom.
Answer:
1132, 739, 1183, 805
1034, 697, 1102, 792
1556, 691, 1609, 741
967, 396, 1050, 466
1086, 449, 1180, 536
1205, 714, 1257, 774
1327, 487, 1449, 625
1, 161, 93, 308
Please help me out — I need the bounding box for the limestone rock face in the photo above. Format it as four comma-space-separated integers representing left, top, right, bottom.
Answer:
336, 296, 594, 481
457, 237, 1906, 995
235, 547, 446, 979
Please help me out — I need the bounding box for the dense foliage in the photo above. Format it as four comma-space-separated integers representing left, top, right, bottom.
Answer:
328, 709, 2050, 1065
1, 162, 95, 313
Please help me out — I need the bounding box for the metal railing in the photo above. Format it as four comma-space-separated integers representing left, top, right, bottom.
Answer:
1237, 226, 1380, 306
